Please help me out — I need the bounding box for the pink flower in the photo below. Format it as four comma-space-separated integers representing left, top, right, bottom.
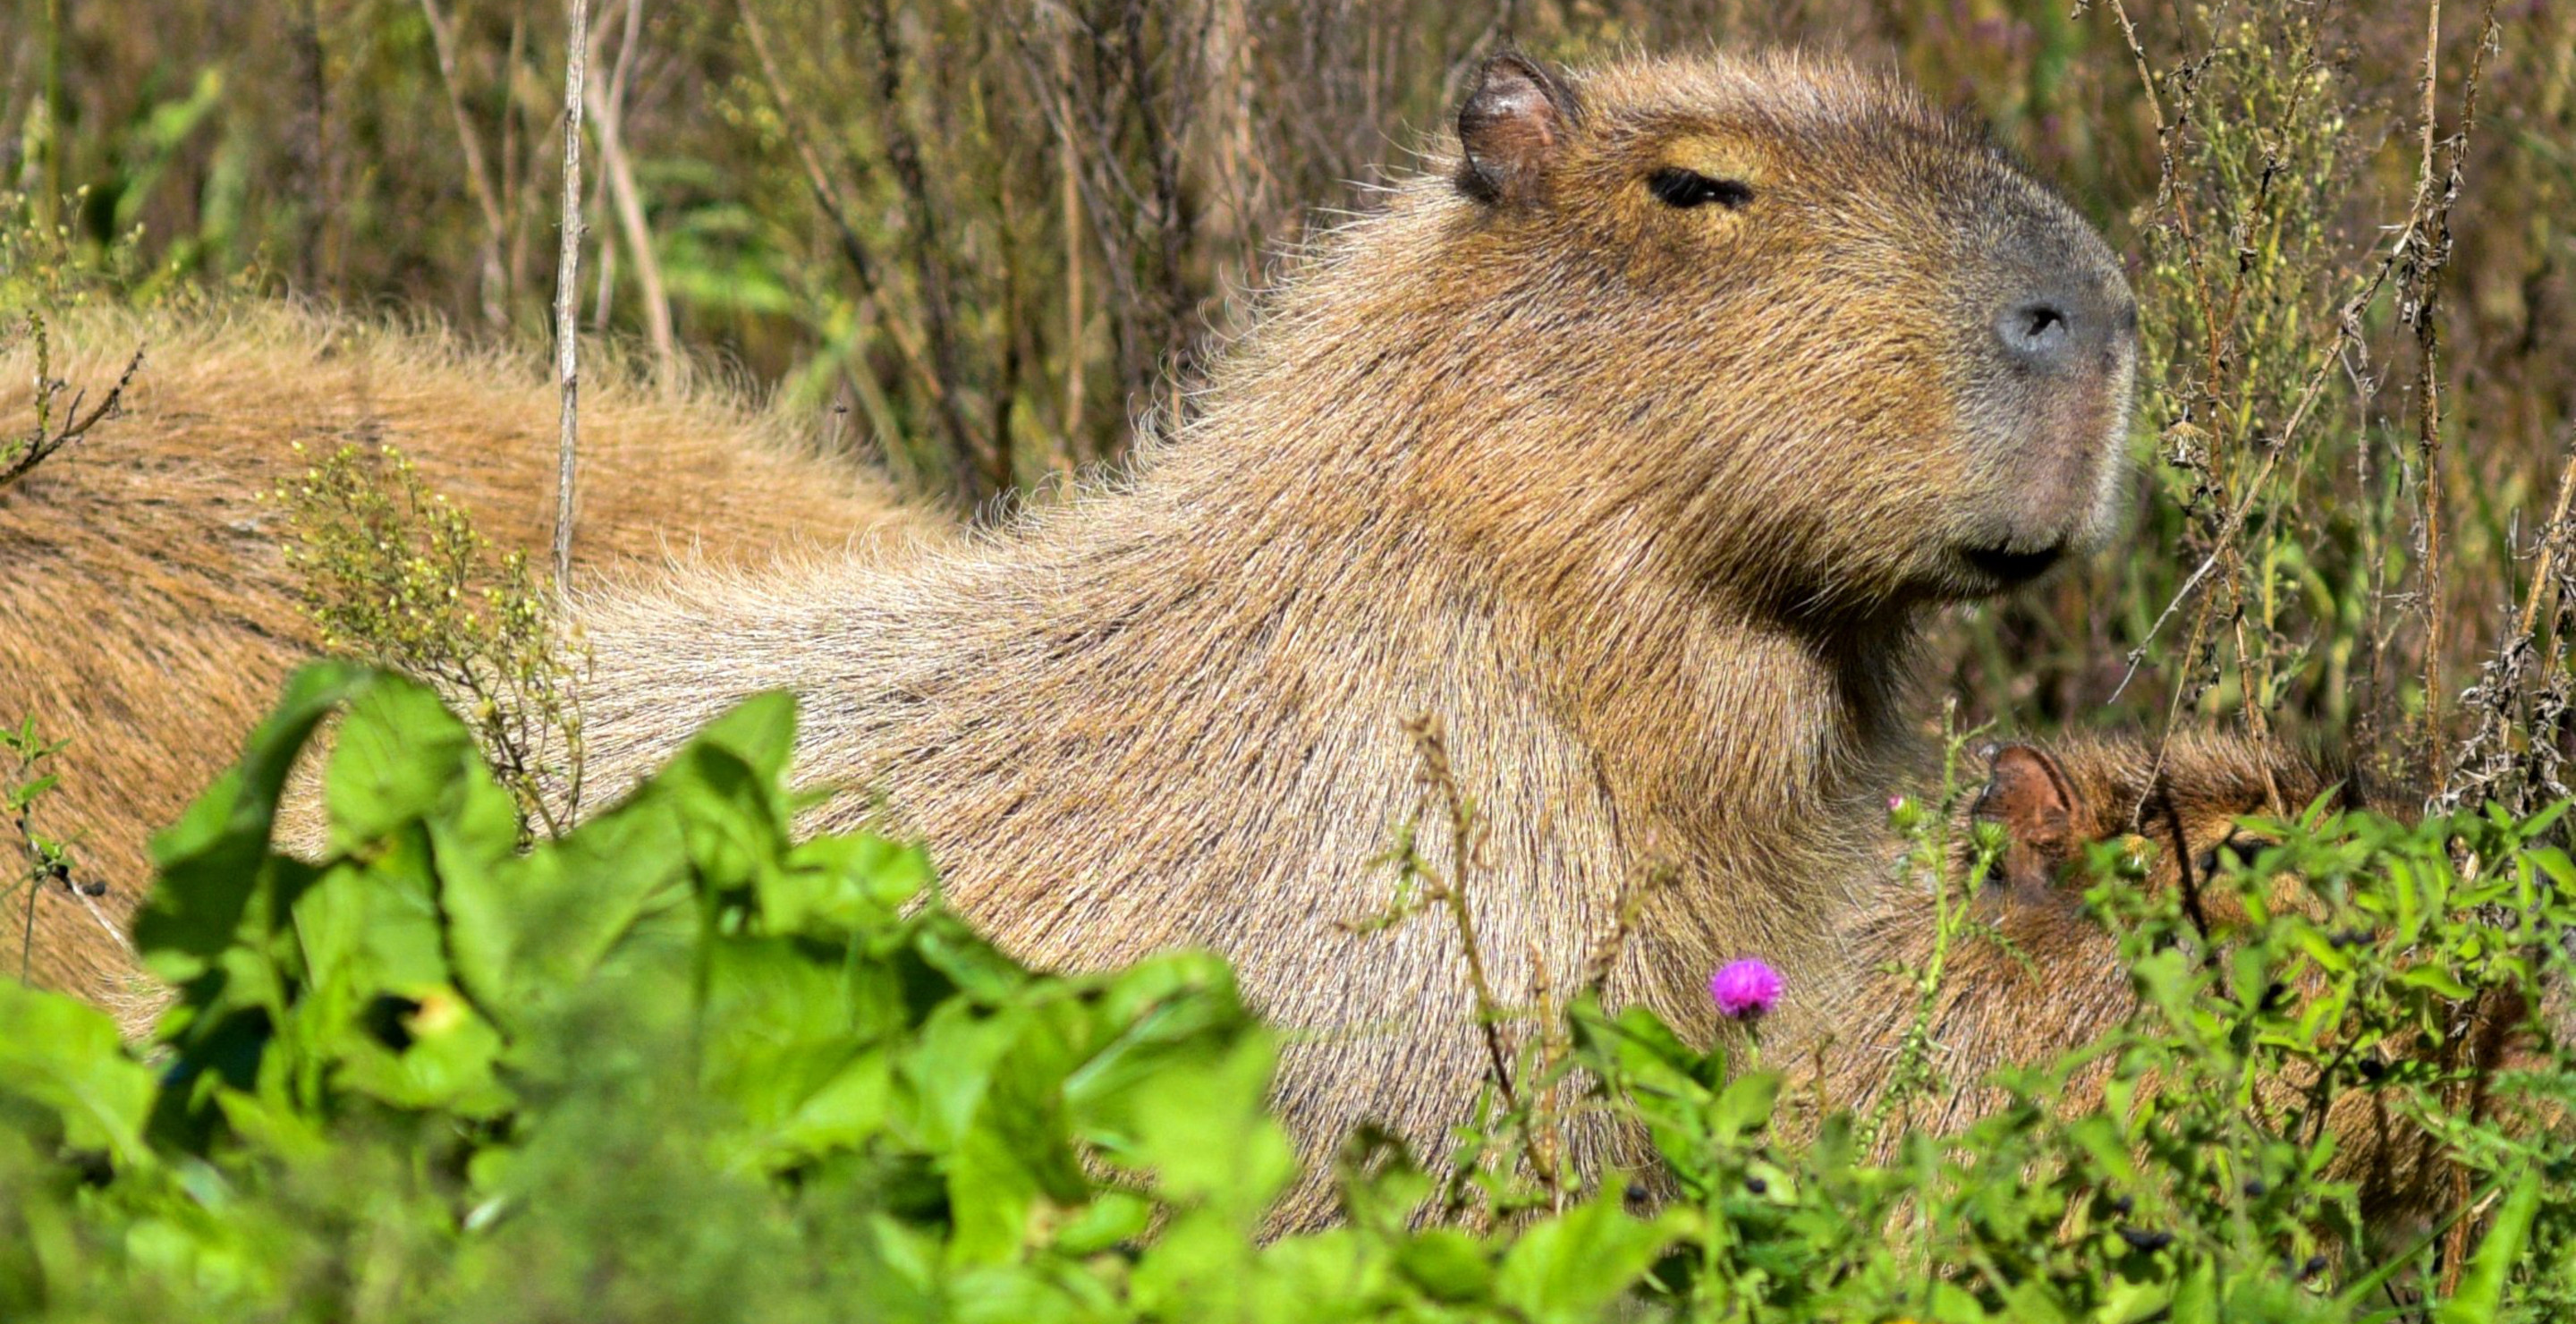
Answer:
1709, 958, 1783, 1021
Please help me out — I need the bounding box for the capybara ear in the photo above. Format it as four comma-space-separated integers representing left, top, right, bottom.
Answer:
1455, 53, 1580, 208
1973, 743, 2080, 889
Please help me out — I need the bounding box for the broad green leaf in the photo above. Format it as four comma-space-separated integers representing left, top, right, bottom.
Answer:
1126, 1033, 1293, 1223
1393, 1227, 1492, 1302
2436, 1167, 2543, 1324
439, 788, 691, 1014
0, 981, 157, 1167
1049, 1191, 1153, 1258
1492, 1192, 1682, 1321
328, 983, 512, 1118
138, 660, 373, 972
946, 1125, 1044, 1267
322, 674, 514, 857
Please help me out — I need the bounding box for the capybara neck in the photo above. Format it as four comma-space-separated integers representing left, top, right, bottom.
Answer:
1067, 182, 1930, 919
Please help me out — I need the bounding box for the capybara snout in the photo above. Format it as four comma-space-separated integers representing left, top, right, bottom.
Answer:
1951, 182, 2139, 586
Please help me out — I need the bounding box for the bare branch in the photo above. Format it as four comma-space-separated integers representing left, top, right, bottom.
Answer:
584, 0, 675, 377
417, 0, 515, 327
554, 0, 591, 589
1, 319, 145, 492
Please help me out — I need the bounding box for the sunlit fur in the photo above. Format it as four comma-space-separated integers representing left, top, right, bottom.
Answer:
0, 301, 936, 1007
572, 50, 2135, 1227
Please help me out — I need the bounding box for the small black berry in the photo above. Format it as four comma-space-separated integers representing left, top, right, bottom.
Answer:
2117, 1226, 2174, 1252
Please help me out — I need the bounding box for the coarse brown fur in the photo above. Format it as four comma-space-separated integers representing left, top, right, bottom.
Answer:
0, 301, 936, 1008
568, 50, 2139, 1227
1816, 734, 2548, 1234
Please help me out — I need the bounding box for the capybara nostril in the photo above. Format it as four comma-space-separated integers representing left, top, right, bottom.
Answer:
1996, 296, 2076, 370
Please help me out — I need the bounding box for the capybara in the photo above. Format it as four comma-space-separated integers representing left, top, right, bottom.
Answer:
0, 301, 936, 1006
1816, 734, 2547, 1235
566, 50, 2140, 1225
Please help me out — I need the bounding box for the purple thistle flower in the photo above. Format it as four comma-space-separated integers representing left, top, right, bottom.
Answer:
1709, 958, 1782, 1021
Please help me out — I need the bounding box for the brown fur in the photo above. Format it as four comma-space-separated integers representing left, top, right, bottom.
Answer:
567, 51, 2138, 1226
1816, 734, 2545, 1232
0, 301, 936, 1006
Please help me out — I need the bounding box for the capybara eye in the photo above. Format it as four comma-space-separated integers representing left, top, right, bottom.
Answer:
1647, 166, 1753, 210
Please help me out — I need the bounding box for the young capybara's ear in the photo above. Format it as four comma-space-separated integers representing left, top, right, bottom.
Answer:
1455, 53, 1580, 208
1972, 742, 2082, 891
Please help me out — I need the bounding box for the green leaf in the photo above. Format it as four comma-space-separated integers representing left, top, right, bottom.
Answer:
2435, 1167, 2542, 1324
2168, 1258, 2216, 1324
1394, 1227, 1493, 1302
686, 689, 801, 785
321, 673, 517, 858
1049, 1191, 1152, 1258
946, 1124, 1045, 1266
137, 660, 375, 972
1492, 1191, 1682, 1321
0, 981, 158, 1168
1711, 1070, 1782, 1144
330, 983, 512, 1117
1124, 1032, 1293, 1223
440, 783, 691, 1014
2394, 963, 2476, 1000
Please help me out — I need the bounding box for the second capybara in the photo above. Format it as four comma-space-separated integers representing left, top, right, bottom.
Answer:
565, 49, 2140, 1226
1811, 734, 2548, 1235
0, 300, 937, 1006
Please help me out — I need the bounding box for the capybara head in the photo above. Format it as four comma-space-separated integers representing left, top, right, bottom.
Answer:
1829, 734, 2341, 1132
1964, 731, 2340, 938
1436, 53, 2136, 613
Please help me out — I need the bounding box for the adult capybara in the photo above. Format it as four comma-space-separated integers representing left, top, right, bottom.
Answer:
0, 301, 936, 1007
1817, 734, 2549, 1236
568, 50, 2139, 1225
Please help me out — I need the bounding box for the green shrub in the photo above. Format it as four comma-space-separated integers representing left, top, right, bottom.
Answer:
4, 669, 2574, 1321
276, 443, 587, 838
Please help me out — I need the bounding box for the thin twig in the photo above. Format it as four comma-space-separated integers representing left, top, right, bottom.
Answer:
2413, 0, 2452, 778
735, 0, 961, 461
862, 0, 986, 506
1, 325, 145, 491
417, 0, 514, 328
553, 0, 590, 590
584, 0, 674, 377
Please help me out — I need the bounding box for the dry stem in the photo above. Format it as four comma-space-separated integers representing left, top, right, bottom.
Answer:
552, 0, 590, 589
585, 0, 674, 377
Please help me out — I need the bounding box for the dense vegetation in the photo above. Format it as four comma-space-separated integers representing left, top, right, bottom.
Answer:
5, 665, 2576, 1320
8, 0, 2576, 1317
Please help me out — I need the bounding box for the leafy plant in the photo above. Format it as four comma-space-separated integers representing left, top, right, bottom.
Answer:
7, 669, 2572, 1320
277, 444, 588, 838
3, 717, 106, 986
0, 666, 1694, 1321
0, 310, 142, 492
